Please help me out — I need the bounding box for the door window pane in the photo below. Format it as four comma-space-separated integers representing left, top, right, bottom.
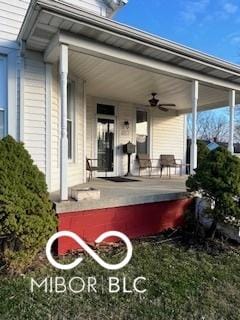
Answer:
97, 118, 114, 172
136, 110, 148, 155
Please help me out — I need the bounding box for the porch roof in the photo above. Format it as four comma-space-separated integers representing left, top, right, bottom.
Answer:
18, 0, 240, 112
19, 0, 240, 81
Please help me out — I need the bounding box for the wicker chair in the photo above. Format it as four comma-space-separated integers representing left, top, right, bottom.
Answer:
160, 155, 190, 178
137, 154, 161, 177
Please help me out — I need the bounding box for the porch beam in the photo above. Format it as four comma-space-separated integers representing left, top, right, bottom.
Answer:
59, 32, 240, 91
228, 89, 235, 154
60, 44, 69, 201
178, 101, 229, 115
44, 32, 60, 63
190, 80, 198, 174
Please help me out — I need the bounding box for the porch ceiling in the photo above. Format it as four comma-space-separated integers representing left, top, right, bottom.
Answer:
68, 50, 237, 113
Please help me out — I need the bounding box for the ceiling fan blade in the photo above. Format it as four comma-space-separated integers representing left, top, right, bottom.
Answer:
158, 104, 176, 107
158, 106, 169, 112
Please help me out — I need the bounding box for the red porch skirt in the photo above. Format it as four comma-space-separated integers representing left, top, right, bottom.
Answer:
57, 198, 192, 255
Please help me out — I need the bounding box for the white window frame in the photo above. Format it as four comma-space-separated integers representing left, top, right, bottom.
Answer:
67, 80, 75, 162
0, 47, 18, 140
0, 54, 7, 139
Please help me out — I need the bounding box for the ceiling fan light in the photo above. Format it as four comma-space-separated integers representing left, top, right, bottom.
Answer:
149, 93, 159, 107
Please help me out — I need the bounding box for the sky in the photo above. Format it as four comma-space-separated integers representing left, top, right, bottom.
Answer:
115, 0, 240, 65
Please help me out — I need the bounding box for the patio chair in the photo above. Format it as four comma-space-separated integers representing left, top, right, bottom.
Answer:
160, 155, 190, 178
86, 158, 99, 182
137, 154, 161, 177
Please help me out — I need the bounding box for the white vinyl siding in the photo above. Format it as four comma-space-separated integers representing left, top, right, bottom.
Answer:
62, 0, 110, 16
0, 0, 30, 48
23, 51, 47, 174
152, 112, 186, 175
0, 0, 31, 140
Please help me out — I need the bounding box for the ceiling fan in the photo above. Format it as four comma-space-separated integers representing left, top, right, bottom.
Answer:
148, 93, 176, 112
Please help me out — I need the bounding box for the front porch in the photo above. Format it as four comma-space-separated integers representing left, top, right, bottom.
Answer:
53, 176, 188, 212
17, 0, 240, 202
52, 176, 191, 255
17, 0, 240, 254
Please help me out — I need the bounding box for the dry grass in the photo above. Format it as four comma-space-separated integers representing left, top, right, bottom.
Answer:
0, 234, 240, 320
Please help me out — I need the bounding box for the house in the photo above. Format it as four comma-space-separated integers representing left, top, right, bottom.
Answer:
1, 0, 240, 253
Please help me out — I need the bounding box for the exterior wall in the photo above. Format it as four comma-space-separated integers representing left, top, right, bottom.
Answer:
0, 0, 114, 151
0, 0, 117, 192
0, 0, 186, 193
0, 0, 31, 140
151, 111, 186, 176
86, 97, 186, 178
23, 50, 47, 174
51, 65, 85, 192
0, 0, 30, 49
57, 198, 192, 255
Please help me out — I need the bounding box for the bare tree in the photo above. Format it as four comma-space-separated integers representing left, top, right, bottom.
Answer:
234, 106, 240, 143
187, 109, 228, 142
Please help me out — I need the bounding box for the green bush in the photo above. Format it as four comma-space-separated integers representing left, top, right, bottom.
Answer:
0, 136, 57, 273
197, 140, 209, 166
186, 147, 240, 237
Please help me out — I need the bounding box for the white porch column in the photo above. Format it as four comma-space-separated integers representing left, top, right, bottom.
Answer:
228, 89, 235, 154
60, 44, 69, 201
83, 80, 87, 183
190, 80, 199, 174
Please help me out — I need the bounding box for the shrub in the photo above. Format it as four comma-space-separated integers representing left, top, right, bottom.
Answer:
0, 136, 57, 273
186, 147, 240, 237
197, 140, 209, 166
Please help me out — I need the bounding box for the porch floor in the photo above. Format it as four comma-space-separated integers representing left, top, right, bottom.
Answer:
53, 176, 188, 214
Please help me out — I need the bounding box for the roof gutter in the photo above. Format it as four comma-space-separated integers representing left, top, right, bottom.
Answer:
18, 0, 240, 76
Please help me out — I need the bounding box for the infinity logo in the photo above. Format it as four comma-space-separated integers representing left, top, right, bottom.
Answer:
46, 231, 133, 271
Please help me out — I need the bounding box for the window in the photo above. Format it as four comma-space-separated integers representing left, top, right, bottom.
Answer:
67, 81, 75, 160
136, 110, 148, 155
0, 55, 7, 139
97, 104, 115, 116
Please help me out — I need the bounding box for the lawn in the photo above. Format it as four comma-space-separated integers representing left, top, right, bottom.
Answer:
0, 235, 240, 320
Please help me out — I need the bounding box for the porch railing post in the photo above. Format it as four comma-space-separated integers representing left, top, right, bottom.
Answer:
60, 44, 69, 201
190, 80, 199, 174
228, 89, 235, 154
